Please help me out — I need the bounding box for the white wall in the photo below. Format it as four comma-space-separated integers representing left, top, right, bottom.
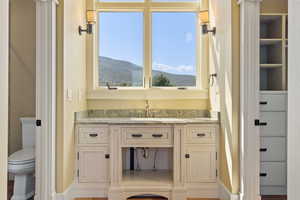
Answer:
0, 0, 9, 198
288, 0, 300, 199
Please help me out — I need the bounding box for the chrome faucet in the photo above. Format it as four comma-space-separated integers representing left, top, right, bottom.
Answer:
145, 100, 152, 118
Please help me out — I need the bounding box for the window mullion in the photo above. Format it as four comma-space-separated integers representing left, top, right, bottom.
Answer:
144, 7, 152, 89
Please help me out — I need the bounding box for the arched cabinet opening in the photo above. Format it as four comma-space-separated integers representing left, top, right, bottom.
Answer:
127, 194, 168, 200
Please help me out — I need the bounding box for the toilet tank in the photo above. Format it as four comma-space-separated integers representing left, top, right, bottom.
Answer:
20, 118, 36, 148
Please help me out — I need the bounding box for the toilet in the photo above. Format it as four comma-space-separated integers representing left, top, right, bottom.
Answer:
8, 118, 36, 200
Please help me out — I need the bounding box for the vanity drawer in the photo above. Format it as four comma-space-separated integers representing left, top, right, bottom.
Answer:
260, 162, 286, 186
185, 126, 216, 144
260, 93, 286, 111
260, 137, 286, 162
260, 112, 286, 136
78, 126, 109, 144
121, 127, 173, 146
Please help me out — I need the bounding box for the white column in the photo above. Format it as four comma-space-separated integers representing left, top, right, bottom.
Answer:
288, 1, 300, 200
35, 0, 57, 199
238, 0, 261, 200
0, 0, 9, 199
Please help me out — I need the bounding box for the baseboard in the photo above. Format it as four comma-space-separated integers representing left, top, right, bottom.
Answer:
218, 180, 239, 200
56, 181, 230, 200
54, 183, 74, 200
54, 182, 108, 200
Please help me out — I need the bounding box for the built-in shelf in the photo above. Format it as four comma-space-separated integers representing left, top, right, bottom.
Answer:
260, 39, 282, 45
122, 170, 173, 186
260, 64, 283, 68
260, 15, 283, 39
260, 13, 288, 91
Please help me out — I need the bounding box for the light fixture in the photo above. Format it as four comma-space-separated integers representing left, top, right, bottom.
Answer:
199, 10, 216, 35
79, 10, 97, 35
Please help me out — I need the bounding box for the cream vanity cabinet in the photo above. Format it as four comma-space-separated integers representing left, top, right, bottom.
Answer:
185, 126, 217, 184
76, 125, 110, 184
75, 122, 219, 200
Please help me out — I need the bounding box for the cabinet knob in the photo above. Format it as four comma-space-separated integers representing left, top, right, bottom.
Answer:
185, 154, 190, 159
105, 154, 110, 159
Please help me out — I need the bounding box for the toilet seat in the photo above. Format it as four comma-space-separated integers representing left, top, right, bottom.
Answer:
8, 148, 35, 165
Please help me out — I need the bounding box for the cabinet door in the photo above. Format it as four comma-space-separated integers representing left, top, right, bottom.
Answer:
186, 145, 216, 183
78, 147, 109, 183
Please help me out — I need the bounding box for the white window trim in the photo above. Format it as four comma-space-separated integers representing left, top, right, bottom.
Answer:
86, 0, 209, 100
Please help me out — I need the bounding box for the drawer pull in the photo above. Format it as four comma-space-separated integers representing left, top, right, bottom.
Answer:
89, 133, 98, 137
197, 133, 206, 137
260, 122, 268, 126
260, 173, 267, 177
260, 148, 267, 152
132, 134, 143, 138
152, 134, 163, 138
260, 101, 268, 105
255, 119, 268, 126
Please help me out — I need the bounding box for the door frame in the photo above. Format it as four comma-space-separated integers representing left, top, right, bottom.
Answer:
0, 0, 9, 198
35, 0, 58, 199
287, 1, 300, 199
238, 0, 261, 200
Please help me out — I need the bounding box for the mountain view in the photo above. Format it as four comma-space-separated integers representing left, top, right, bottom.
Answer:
99, 56, 196, 87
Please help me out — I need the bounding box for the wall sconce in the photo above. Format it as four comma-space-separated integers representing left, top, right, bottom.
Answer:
199, 10, 216, 35
79, 10, 97, 35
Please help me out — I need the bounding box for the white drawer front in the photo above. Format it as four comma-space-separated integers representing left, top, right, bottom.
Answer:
260, 94, 286, 111
260, 112, 286, 136
260, 162, 286, 186
122, 127, 173, 146
78, 126, 109, 144
185, 126, 215, 144
260, 186, 287, 195
260, 137, 286, 162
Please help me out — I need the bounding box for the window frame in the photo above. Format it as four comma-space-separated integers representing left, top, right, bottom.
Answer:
87, 0, 209, 100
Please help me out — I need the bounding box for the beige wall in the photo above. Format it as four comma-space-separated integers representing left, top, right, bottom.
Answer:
261, 0, 288, 13
56, 0, 87, 193
8, 0, 36, 155
209, 0, 240, 194
0, 0, 9, 197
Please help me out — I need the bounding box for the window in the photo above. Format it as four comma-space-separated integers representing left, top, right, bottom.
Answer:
99, 12, 144, 87
152, 12, 197, 87
90, 0, 207, 98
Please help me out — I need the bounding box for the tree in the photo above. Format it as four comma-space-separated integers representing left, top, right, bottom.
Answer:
153, 74, 173, 87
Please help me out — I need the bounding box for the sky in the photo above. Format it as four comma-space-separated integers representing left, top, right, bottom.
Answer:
99, 12, 197, 76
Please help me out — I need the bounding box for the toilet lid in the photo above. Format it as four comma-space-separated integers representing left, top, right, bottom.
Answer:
8, 148, 35, 164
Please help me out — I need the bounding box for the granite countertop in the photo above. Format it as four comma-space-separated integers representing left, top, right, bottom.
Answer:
75, 109, 219, 124
75, 117, 219, 124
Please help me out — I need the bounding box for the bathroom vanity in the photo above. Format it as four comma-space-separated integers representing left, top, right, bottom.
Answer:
74, 114, 219, 200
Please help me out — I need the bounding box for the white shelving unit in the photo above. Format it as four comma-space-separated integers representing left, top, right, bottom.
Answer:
260, 14, 288, 91
259, 13, 288, 196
